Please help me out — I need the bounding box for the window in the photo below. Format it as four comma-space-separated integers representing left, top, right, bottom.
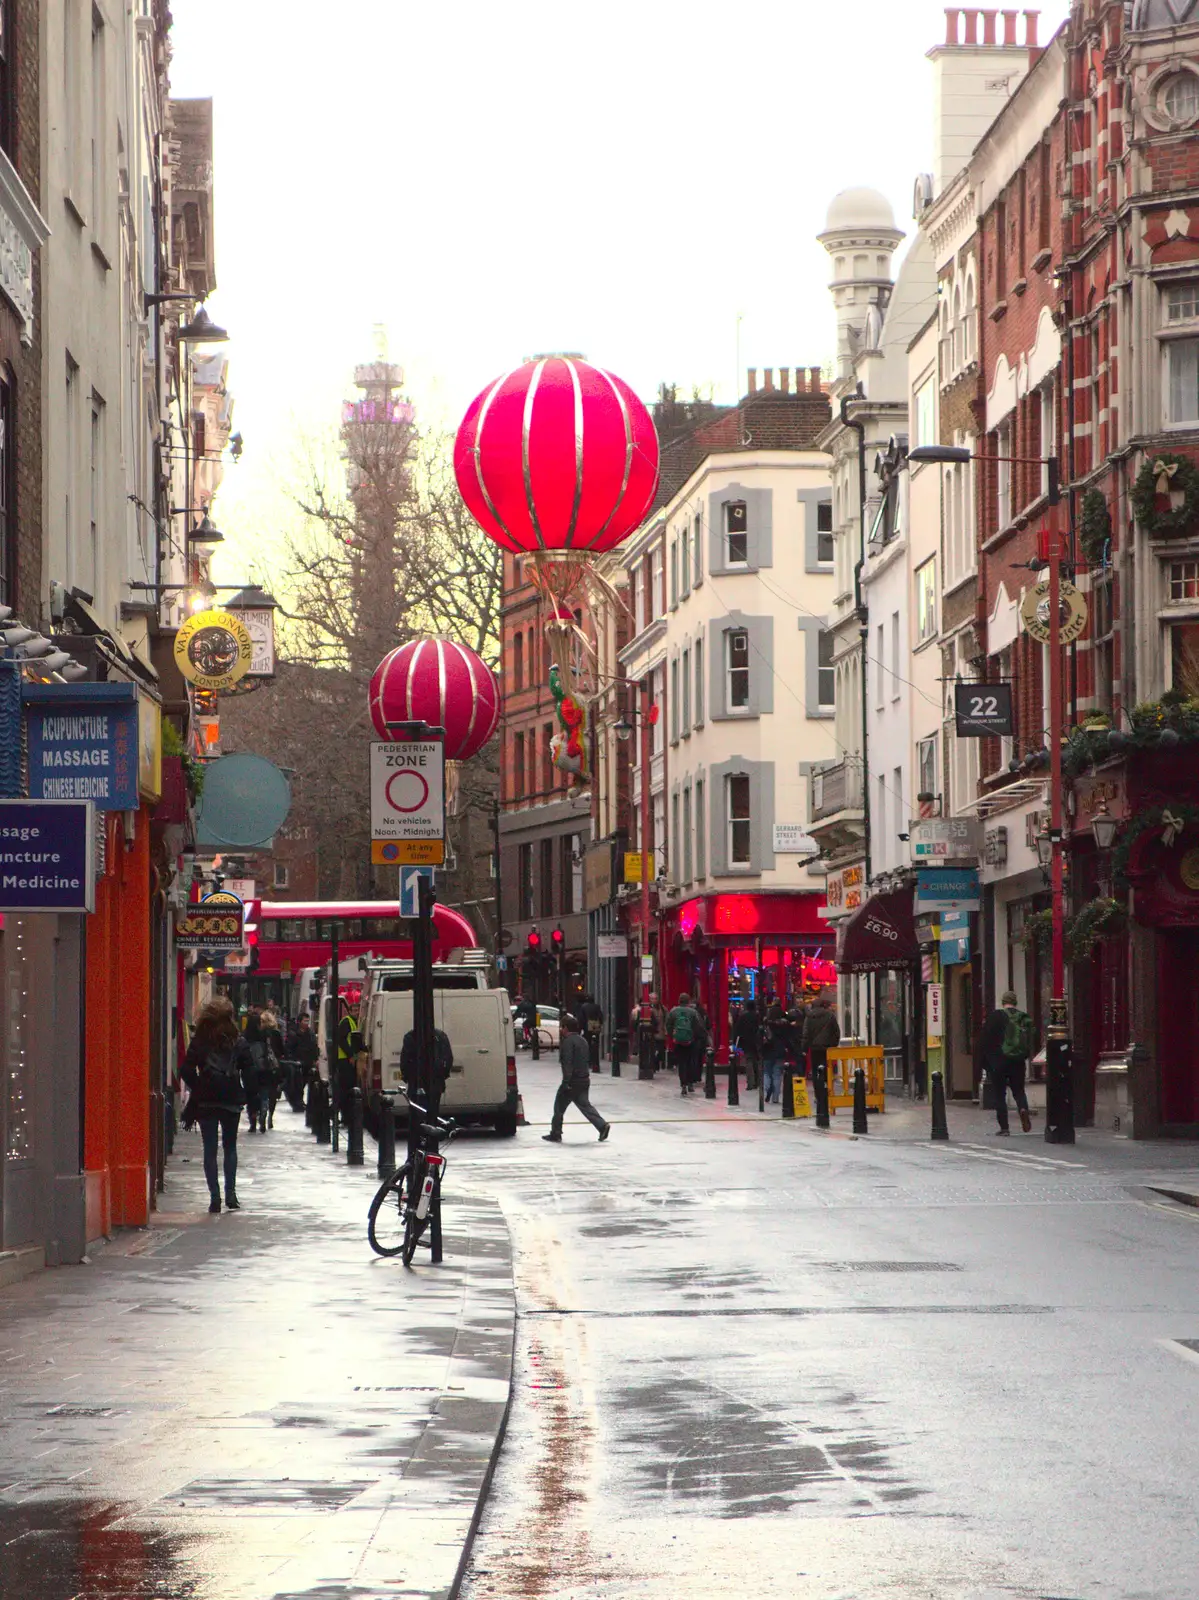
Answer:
682, 647, 691, 733
539, 838, 554, 918
1167, 338, 1199, 425
638, 554, 651, 632
513, 732, 525, 801
817, 630, 835, 709
816, 499, 834, 564
1166, 283, 1199, 324
996, 422, 1012, 527
727, 629, 750, 710
518, 843, 533, 919
917, 736, 938, 801
914, 378, 936, 448
65, 357, 77, 586
680, 525, 691, 597
559, 834, 577, 915
527, 627, 537, 685
1170, 560, 1199, 602
91, 6, 105, 230
89, 395, 103, 595
694, 637, 704, 724
1039, 383, 1056, 498
0, 0, 11, 157
876, 623, 885, 709
693, 515, 703, 583
1172, 622, 1199, 697
652, 546, 664, 615
1093, 579, 1115, 715
513, 632, 523, 691
671, 792, 680, 882
725, 500, 748, 565
670, 657, 679, 742
893, 766, 904, 845
670, 537, 678, 605
695, 779, 706, 878
1163, 72, 1199, 126
543, 722, 555, 793
916, 558, 937, 643
273, 861, 289, 890
727, 773, 751, 866
683, 787, 693, 882
891, 611, 900, 699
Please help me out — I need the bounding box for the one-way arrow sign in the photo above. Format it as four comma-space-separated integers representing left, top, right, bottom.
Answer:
399, 866, 435, 919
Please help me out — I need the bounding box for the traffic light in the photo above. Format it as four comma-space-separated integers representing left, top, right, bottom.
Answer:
526, 927, 542, 954
550, 926, 565, 952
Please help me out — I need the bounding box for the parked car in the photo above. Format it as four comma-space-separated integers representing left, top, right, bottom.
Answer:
511, 1002, 561, 1050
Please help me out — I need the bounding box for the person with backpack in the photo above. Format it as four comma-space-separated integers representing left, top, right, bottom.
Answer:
180, 996, 252, 1213
666, 992, 702, 1096
979, 989, 1035, 1135
761, 1003, 792, 1104
242, 1012, 272, 1133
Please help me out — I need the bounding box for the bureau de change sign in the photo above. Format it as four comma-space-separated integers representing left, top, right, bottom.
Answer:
0, 799, 95, 913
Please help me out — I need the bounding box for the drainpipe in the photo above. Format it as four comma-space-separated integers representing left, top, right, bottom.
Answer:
841, 392, 871, 886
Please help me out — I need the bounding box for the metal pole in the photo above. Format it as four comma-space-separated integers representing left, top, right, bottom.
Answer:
328, 919, 340, 1154
1046, 529, 1076, 1143
413, 873, 435, 1142
638, 679, 653, 1078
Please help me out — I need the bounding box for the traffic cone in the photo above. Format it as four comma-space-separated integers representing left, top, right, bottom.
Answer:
516, 1094, 527, 1126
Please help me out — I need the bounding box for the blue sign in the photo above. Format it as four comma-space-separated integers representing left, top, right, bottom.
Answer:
23, 682, 138, 811
915, 868, 981, 912
0, 800, 95, 912
398, 866, 435, 918
939, 911, 971, 965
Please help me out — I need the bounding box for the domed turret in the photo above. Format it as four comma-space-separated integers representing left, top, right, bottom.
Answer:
1131, 0, 1199, 28
818, 189, 905, 382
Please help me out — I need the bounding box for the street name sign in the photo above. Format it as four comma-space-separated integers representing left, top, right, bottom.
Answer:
772, 824, 819, 855
0, 799, 95, 913
596, 933, 628, 959
370, 741, 445, 865
953, 682, 1013, 738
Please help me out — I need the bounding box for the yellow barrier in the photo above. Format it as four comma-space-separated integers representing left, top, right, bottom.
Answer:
826, 1046, 886, 1113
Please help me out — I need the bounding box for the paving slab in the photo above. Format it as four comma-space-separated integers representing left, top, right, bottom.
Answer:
0, 1103, 515, 1600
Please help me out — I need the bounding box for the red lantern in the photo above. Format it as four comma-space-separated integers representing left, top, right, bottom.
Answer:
453, 356, 659, 556
368, 638, 500, 762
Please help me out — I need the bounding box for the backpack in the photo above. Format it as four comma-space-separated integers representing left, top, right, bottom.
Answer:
199, 1045, 243, 1103
670, 1007, 694, 1045
1001, 1009, 1034, 1061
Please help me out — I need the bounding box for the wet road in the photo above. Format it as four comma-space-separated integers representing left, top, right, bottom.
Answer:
457, 1058, 1199, 1600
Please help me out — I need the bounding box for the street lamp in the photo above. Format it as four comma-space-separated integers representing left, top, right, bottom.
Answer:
1091, 799, 1119, 852
910, 441, 1073, 1144
177, 510, 225, 551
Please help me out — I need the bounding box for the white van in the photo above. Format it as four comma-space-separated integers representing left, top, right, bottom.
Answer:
360, 986, 519, 1137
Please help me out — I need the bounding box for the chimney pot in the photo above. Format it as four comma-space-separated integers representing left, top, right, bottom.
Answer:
964, 8, 978, 44
763, 367, 774, 391
1024, 8, 1038, 46
1002, 8, 1017, 44
982, 9, 996, 45
780, 367, 790, 393
810, 366, 822, 393
945, 6, 960, 45
748, 368, 757, 394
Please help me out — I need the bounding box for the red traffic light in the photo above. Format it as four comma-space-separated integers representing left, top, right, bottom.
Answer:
551, 926, 565, 949
526, 928, 542, 951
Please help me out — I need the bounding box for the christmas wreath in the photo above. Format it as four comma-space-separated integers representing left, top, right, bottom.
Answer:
1067, 897, 1126, 960
1130, 452, 1199, 538
1111, 802, 1199, 886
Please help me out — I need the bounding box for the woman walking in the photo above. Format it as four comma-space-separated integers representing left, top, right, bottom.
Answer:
181, 996, 251, 1213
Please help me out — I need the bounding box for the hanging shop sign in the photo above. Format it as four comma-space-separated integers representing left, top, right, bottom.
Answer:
596, 933, 628, 959
915, 868, 981, 912
0, 799, 95, 913
623, 851, 656, 884
22, 682, 138, 810
939, 910, 971, 965
909, 817, 982, 865
820, 860, 865, 919
953, 682, 1013, 738
227, 605, 277, 678
585, 841, 614, 911
176, 890, 245, 950
1019, 579, 1088, 646
927, 983, 944, 1038
173, 609, 255, 691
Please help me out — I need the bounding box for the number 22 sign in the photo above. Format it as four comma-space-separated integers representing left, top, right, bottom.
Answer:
953, 682, 1013, 738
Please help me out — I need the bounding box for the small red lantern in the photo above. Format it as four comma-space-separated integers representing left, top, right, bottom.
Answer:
368, 638, 500, 762
453, 355, 659, 556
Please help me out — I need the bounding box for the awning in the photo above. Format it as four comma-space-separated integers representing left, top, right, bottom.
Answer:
836, 889, 918, 973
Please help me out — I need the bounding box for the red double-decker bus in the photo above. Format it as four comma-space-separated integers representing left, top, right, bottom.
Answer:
237, 899, 480, 1014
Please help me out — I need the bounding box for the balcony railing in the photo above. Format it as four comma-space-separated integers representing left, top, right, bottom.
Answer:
810, 758, 863, 823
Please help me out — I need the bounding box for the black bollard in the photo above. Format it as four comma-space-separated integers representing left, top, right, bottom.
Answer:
305, 1075, 315, 1129
930, 1070, 950, 1141
814, 1062, 830, 1129
377, 1095, 397, 1180
781, 1066, 795, 1119
758, 1072, 765, 1114
611, 1030, 622, 1077
346, 1086, 365, 1166
703, 1046, 716, 1099
315, 1080, 331, 1145
330, 1076, 340, 1154
852, 1065, 869, 1134
531, 1022, 540, 1061
589, 1031, 601, 1073
727, 1057, 739, 1107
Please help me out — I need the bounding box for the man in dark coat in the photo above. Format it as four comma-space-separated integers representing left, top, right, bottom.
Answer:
801, 996, 841, 1079
732, 999, 761, 1089
400, 1026, 454, 1123
979, 990, 1034, 1135
543, 1015, 610, 1142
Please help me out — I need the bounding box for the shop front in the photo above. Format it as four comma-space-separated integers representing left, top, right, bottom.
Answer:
836, 888, 920, 1084
660, 893, 833, 1061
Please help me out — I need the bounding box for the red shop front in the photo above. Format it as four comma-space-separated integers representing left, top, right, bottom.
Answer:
658, 893, 834, 1062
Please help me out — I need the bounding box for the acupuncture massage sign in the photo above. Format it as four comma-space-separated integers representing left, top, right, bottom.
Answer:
0, 799, 96, 913
26, 701, 138, 810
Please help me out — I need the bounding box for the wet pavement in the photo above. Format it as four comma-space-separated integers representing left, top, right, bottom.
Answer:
0, 1105, 514, 1600
451, 1057, 1199, 1599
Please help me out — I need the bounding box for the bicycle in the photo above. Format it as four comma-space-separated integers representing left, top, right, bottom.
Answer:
367, 1091, 457, 1265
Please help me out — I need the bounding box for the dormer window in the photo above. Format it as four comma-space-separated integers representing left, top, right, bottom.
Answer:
725, 500, 748, 565
1163, 71, 1199, 128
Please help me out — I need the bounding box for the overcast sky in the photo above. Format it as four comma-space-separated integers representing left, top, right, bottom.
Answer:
167, 0, 1069, 587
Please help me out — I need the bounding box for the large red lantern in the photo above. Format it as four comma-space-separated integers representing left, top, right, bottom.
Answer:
453, 355, 659, 556
369, 638, 500, 762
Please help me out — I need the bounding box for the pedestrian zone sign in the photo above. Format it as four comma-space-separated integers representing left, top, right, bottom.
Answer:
370, 741, 445, 864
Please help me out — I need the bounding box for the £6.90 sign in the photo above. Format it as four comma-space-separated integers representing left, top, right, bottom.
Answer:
370, 741, 445, 864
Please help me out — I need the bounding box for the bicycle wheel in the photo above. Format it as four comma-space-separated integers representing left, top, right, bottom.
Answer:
367, 1162, 412, 1257
401, 1206, 428, 1267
